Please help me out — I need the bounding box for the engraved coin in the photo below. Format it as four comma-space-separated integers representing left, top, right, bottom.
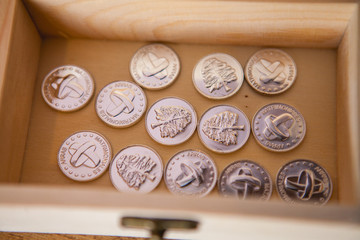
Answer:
41, 65, 95, 111
218, 160, 272, 201
145, 97, 197, 145
109, 145, 163, 194
245, 48, 297, 94
192, 53, 244, 99
198, 105, 250, 153
164, 149, 217, 197
95, 81, 147, 128
276, 159, 332, 205
130, 43, 180, 90
58, 131, 112, 182
252, 103, 306, 152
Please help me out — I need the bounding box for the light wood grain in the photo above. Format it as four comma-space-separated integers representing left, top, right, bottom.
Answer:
0, 0, 41, 182
24, 0, 355, 48
0, 232, 144, 240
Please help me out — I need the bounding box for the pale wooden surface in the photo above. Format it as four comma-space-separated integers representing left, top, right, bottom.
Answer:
0, 232, 144, 240
24, 0, 356, 48
0, 0, 41, 182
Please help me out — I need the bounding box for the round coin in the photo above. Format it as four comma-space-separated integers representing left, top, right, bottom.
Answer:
164, 149, 217, 197
192, 53, 244, 99
95, 81, 147, 128
245, 48, 296, 94
109, 145, 163, 194
130, 43, 180, 90
58, 131, 112, 182
276, 159, 332, 205
252, 103, 306, 152
198, 105, 250, 153
41, 65, 95, 111
145, 97, 197, 145
218, 160, 272, 201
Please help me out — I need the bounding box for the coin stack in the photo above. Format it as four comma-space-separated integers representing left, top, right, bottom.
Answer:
41, 44, 332, 205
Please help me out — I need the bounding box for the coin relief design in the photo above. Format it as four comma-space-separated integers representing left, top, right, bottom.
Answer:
146, 97, 197, 145
245, 49, 296, 94
193, 53, 244, 99
252, 103, 306, 152
276, 160, 332, 205
165, 150, 217, 197
110, 145, 163, 193
219, 160, 272, 200
96, 81, 147, 128
130, 44, 180, 90
42, 65, 94, 111
58, 131, 112, 182
198, 105, 250, 153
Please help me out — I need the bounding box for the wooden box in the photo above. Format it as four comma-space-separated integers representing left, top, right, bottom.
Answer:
0, 0, 359, 239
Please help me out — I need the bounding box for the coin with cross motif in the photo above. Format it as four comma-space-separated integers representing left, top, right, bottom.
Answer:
95, 81, 147, 128
276, 159, 332, 205
192, 53, 244, 99
130, 44, 180, 90
164, 149, 217, 197
109, 145, 163, 193
42, 65, 95, 112
145, 97, 197, 145
245, 49, 297, 94
252, 103, 306, 152
198, 105, 250, 153
218, 160, 272, 200
58, 131, 112, 182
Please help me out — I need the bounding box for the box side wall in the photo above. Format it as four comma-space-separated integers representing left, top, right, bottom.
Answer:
0, 0, 41, 182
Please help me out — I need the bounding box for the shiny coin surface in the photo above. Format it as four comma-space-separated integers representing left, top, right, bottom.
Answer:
164, 149, 217, 197
130, 43, 180, 90
198, 105, 250, 153
42, 65, 95, 112
58, 131, 112, 182
245, 48, 296, 94
95, 81, 147, 128
252, 103, 306, 152
192, 53, 244, 99
109, 145, 163, 194
218, 160, 272, 200
276, 159, 332, 205
145, 97, 197, 145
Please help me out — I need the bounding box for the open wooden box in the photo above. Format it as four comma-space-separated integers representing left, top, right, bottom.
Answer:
0, 0, 359, 239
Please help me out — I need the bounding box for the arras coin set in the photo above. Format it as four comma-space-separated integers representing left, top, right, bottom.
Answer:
43, 44, 333, 205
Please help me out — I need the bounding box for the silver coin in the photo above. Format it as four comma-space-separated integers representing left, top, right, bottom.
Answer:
164, 149, 217, 197
245, 49, 297, 94
198, 105, 250, 153
145, 97, 197, 145
130, 43, 180, 90
109, 145, 163, 194
58, 131, 112, 182
192, 53, 244, 99
95, 81, 147, 128
218, 160, 272, 201
41, 65, 95, 111
252, 103, 306, 152
276, 159, 332, 205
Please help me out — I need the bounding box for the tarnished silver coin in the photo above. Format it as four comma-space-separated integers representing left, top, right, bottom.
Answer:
109, 145, 163, 194
42, 65, 95, 111
145, 97, 197, 145
252, 103, 306, 152
245, 49, 296, 94
198, 105, 250, 153
95, 81, 147, 128
58, 131, 112, 182
192, 53, 244, 99
276, 159, 332, 205
219, 160, 272, 200
130, 43, 180, 90
164, 149, 217, 197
